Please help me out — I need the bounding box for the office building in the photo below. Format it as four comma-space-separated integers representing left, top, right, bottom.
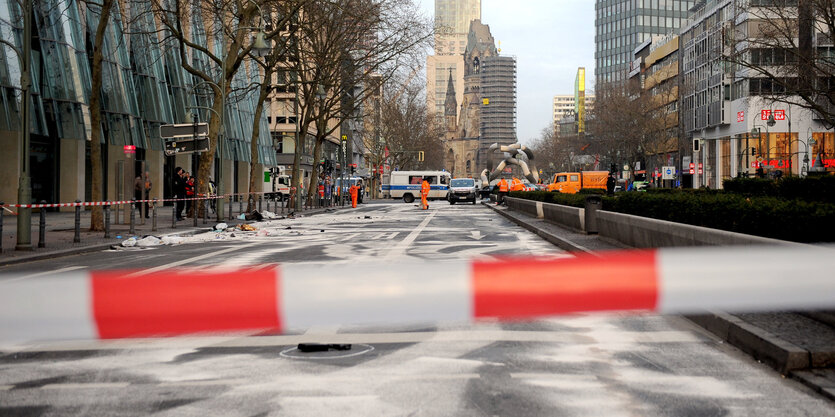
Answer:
553, 95, 575, 123
595, 0, 694, 89
0, 0, 272, 208
427, 0, 481, 119
680, 0, 834, 188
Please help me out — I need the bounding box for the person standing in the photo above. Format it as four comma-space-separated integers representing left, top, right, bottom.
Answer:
134, 174, 143, 217
349, 183, 359, 208
184, 172, 195, 217
420, 179, 430, 210
497, 178, 509, 205
143, 171, 152, 218
174, 167, 185, 221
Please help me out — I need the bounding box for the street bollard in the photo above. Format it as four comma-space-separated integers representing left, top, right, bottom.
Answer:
73, 200, 81, 243
259, 195, 262, 212
38, 201, 46, 248
172, 204, 177, 229
193, 199, 198, 227
130, 200, 136, 236
104, 204, 111, 238
228, 197, 233, 221
239, 198, 243, 215
584, 195, 602, 235
151, 201, 157, 232
203, 199, 208, 225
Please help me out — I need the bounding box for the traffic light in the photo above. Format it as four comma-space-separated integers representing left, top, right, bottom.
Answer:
418, 151, 425, 162
692, 138, 701, 153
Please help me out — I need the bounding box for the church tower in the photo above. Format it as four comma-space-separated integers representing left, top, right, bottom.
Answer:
444, 69, 458, 136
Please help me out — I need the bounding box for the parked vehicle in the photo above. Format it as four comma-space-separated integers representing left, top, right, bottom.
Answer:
546, 171, 609, 194
384, 171, 451, 203
447, 178, 478, 205
335, 177, 365, 204
264, 167, 291, 201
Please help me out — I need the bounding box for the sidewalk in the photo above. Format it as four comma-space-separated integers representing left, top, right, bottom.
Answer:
486, 202, 835, 402
0, 201, 342, 267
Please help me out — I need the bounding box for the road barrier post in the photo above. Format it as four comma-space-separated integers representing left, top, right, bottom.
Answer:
37, 201, 45, 248
259, 195, 262, 212
193, 200, 198, 227
584, 195, 602, 235
129, 200, 136, 236
73, 200, 81, 243
228, 197, 233, 221
203, 199, 208, 225
151, 201, 157, 232
171, 204, 176, 229
239, 198, 243, 215
104, 203, 111, 238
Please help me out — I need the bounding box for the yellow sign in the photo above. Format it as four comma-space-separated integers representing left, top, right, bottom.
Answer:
341, 135, 347, 141
482, 98, 489, 105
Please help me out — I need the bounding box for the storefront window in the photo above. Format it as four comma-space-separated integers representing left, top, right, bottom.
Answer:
720, 138, 731, 180
812, 132, 834, 159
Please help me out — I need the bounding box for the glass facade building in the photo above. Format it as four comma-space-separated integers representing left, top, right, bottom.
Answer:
0, 0, 273, 206
595, 0, 694, 88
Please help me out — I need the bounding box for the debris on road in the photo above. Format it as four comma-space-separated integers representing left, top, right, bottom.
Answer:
297, 343, 352, 353
239, 224, 258, 232
215, 223, 228, 231
135, 236, 162, 247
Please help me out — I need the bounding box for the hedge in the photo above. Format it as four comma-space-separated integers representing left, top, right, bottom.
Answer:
508, 190, 835, 243
722, 176, 835, 203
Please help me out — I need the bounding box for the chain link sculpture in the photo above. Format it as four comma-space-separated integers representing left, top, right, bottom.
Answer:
480, 143, 540, 185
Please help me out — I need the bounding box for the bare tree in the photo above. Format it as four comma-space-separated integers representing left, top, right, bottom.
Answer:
725, 0, 835, 126
288, 0, 432, 207
151, 0, 304, 217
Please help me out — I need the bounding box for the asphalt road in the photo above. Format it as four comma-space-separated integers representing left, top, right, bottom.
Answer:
0, 201, 832, 416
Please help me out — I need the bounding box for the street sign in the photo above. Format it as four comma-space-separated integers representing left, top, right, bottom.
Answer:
123, 145, 136, 155
164, 138, 209, 156
160, 123, 209, 139
662, 166, 675, 180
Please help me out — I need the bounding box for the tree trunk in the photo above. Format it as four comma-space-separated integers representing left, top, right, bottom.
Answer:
247, 79, 271, 212
88, 0, 114, 232
307, 136, 323, 204
195, 85, 227, 219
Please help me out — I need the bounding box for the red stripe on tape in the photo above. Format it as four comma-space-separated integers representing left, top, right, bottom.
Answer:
91, 269, 282, 338
471, 251, 659, 319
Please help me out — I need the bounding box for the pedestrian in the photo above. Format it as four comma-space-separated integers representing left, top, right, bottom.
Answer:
324, 176, 332, 207
134, 173, 144, 217
318, 181, 325, 207
185, 172, 195, 217
606, 173, 616, 196
208, 178, 217, 213
174, 167, 185, 221
420, 179, 430, 210
497, 178, 509, 205
143, 171, 152, 218
350, 182, 359, 208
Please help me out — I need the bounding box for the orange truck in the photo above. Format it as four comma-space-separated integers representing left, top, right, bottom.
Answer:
546, 171, 609, 194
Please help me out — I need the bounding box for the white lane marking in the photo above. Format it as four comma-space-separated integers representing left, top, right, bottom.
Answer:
0, 385, 12, 391
370, 232, 399, 240
385, 211, 437, 259
42, 382, 131, 389
281, 395, 379, 403
0, 266, 87, 284
470, 230, 484, 240
158, 379, 245, 387
125, 243, 260, 277
303, 325, 341, 335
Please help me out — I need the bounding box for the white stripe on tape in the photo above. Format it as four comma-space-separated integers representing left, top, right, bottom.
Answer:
656, 246, 835, 314
0, 274, 97, 342
281, 262, 471, 329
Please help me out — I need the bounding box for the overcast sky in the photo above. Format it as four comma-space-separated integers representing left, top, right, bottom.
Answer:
415, 0, 595, 145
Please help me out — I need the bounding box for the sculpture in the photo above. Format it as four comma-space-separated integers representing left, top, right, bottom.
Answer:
480, 142, 540, 185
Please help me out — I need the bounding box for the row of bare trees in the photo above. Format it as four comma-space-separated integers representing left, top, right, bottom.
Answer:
81, 0, 430, 229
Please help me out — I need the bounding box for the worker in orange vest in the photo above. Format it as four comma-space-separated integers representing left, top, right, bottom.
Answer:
349, 183, 359, 208
497, 178, 509, 205
318, 182, 325, 207
420, 179, 431, 210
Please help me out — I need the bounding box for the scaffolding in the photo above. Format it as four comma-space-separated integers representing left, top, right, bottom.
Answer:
479, 56, 517, 170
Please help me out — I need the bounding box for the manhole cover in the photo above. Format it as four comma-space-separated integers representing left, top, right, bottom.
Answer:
280, 344, 374, 360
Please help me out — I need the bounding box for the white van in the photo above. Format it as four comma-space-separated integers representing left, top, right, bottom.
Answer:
384, 171, 451, 203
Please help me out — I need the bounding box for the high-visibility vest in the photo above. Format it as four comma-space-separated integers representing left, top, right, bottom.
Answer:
499, 180, 509, 192
318, 185, 324, 197
421, 181, 430, 194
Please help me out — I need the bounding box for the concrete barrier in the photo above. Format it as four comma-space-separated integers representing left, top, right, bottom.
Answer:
596, 210, 796, 248
504, 197, 796, 248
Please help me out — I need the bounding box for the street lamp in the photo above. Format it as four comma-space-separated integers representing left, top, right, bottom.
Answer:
1, 0, 33, 250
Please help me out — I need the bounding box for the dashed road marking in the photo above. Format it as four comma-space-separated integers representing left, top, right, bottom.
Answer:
42, 382, 131, 389
126, 243, 260, 276
385, 211, 437, 259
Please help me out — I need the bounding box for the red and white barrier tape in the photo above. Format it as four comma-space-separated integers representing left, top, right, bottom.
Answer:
0, 191, 292, 209
2, 246, 832, 342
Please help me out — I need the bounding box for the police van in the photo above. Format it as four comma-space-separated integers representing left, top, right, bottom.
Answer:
384, 171, 451, 203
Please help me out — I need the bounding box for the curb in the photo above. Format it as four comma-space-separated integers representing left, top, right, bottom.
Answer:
687, 313, 810, 374
0, 228, 207, 268
489, 201, 835, 401
483, 202, 597, 256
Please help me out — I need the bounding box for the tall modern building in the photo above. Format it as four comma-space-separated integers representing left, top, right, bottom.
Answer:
426, 0, 481, 119
0, 0, 273, 208
594, 0, 694, 89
